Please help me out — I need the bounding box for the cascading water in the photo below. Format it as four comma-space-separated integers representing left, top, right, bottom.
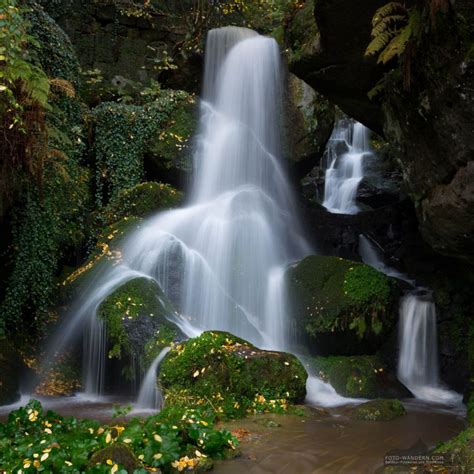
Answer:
322, 119, 372, 214
358, 235, 462, 405
136, 347, 170, 410
48, 27, 311, 396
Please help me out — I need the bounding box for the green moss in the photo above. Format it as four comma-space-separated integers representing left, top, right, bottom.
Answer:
160, 331, 307, 419
97, 277, 178, 371
435, 428, 474, 471
88, 444, 138, 472
287, 256, 398, 340
102, 181, 183, 225
311, 355, 408, 399
348, 399, 406, 421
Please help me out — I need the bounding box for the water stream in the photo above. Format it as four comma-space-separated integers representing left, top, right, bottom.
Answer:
359, 235, 462, 405
322, 119, 372, 214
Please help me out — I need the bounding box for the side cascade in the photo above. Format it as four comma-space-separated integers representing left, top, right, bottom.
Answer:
46, 26, 312, 397
322, 119, 372, 214
359, 235, 462, 405
136, 347, 171, 411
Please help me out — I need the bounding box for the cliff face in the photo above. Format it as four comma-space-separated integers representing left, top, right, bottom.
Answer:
292, 0, 474, 263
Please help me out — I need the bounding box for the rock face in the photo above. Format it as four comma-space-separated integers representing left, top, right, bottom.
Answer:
286, 255, 402, 355
284, 73, 335, 178
160, 331, 308, 413
382, 2, 474, 262
290, 0, 387, 135
289, 0, 474, 262
39, 0, 202, 92
311, 355, 411, 399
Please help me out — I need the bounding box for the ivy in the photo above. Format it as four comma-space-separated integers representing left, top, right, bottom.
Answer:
92, 89, 188, 206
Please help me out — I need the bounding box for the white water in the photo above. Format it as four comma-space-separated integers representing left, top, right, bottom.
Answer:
136, 347, 170, 410
46, 27, 313, 397
359, 235, 462, 406
322, 120, 372, 214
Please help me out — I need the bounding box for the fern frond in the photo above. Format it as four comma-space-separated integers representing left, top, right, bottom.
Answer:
377, 23, 412, 64
365, 30, 394, 57
372, 1, 406, 25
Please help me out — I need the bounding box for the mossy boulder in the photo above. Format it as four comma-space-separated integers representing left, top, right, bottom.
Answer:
347, 399, 406, 421
311, 355, 411, 399
160, 331, 307, 418
145, 93, 197, 183
101, 181, 183, 225
98, 277, 183, 378
88, 444, 138, 472
286, 255, 402, 355
0, 339, 20, 406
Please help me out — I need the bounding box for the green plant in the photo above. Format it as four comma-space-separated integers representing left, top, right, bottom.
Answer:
0, 399, 238, 472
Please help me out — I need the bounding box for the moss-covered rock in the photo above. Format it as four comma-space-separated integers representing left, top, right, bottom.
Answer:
88, 444, 138, 472
101, 181, 183, 225
311, 355, 411, 399
160, 331, 307, 418
347, 399, 406, 421
286, 255, 402, 355
0, 339, 20, 406
97, 277, 182, 378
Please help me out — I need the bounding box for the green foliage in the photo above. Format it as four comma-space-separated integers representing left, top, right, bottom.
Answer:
0, 399, 238, 473
160, 331, 307, 420
0, 0, 50, 126
92, 89, 189, 206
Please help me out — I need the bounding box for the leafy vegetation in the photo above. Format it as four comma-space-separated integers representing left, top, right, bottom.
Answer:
0, 399, 238, 473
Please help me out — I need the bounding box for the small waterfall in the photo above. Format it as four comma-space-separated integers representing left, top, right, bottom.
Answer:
358, 235, 462, 405
322, 119, 372, 214
136, 347, 170, 410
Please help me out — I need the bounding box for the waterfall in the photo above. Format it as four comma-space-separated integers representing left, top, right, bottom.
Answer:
136, 347, 170, 410
358, 235, 462, 405
48, 27, 311, 396
322, 119, 372, 214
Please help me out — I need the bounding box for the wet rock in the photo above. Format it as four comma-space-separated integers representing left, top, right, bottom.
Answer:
286, 255, 403, 355
311, 355, 411, 399
98, 277, 183, 377
347, 399, 406, 421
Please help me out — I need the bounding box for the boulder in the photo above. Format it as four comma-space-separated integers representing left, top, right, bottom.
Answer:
284, 73, 335, 178
311, 355, 411, 399
286, 255, 403, 355
0, 339, 20, 406
346, 399, 406, 421
160, 331, 307, 416
97, 277, 183, 376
